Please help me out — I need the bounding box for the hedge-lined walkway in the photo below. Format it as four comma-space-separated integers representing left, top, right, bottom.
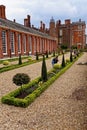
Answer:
0, 52, 87, 130
0, 53, 69, 97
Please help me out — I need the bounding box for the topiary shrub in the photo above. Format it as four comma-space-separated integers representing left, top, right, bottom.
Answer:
18, 54, 22, 65
36, 52, 39, 60
28, 56, 32, 61
53, 64, 61, 69
61, 53, 66, 67
3, 60, 10, 65
70, 51, 73, 62
53, 50, 55, 57
13, 73, 30, 92
41, 55, 47, 82
66, 59, 70, 63
46, 50, 48, 58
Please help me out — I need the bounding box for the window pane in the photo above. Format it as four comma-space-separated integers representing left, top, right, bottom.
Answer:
10, 32, 15, 53
2, 30, 7, 54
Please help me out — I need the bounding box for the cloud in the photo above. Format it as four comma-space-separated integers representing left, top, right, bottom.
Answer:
0, 0, 86, 28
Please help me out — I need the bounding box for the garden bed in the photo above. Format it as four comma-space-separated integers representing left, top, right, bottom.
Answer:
1, 53, 83, 107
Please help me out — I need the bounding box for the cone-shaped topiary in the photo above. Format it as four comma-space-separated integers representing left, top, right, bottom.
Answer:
70, 51, 73, 62
53, 50, 55, 57
46, 50, 48, 58
18, 54, 22, 65
61, 53, 66, 67
36, 51, 39, 60
41, 55, 47, 82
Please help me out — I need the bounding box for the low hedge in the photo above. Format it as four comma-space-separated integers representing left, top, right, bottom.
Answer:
0, 55, 52, 73
1, 53, 83, 107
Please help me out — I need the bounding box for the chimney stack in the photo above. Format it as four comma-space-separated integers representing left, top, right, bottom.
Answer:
43, 23, 45, 31
13, 19, 16, 22
24, 15, 31, 27
65, 19, 71, 25
40, 21, 43, 31
27, 15, 31, 27
0, 5, 6, 19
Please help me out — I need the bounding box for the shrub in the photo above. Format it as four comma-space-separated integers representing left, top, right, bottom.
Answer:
61, 53, 66, 67
18, 54, 22, 65
53, 64, 61, 69
41, 55, 47, 82
36, 52, 39, 60
28, 56, 32, 61
70, 51, 73, 62
13, 73, 30, 92
53, 50, 55, 57
46, 51, 48, 58
66, 59, 70, 64
3, 60, 9, 65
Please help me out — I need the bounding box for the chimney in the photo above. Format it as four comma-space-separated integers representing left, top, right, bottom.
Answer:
24, 15, 31, 27
32, 25, 34, 28
24, 18, 28, 27
27, 15, 31, 27
40, 21, 43, 31
0, 5, 6, 19
43, 23, 45, 31
65, 19, 71, 25
13, 19, 16, 22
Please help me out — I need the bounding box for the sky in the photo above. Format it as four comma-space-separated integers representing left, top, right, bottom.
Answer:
0, 0, 87, 31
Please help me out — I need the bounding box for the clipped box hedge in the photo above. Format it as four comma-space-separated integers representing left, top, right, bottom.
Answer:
1, 53, 83, 107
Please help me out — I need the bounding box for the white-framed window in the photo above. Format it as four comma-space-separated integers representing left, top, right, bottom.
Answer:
59, 29, 62, 36
18, 34, 21, 53
23, 35, 26, 53
29, 36, 32, 53
2, 30, 7, 54
40, 38, 42, 52
10, 32, 15, 54
34, 37, 36, 53
78, 25, 82, 30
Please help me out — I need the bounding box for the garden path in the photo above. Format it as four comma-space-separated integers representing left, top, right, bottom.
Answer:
0, 52, 87, 130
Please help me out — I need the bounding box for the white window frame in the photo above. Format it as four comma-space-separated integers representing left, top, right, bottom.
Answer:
23, 35, 26, 53
29, 36, 32, 53
10, 32, 15, 54
18, 34, 21, 53
2, 30, 7, 55
59, 29, 62, 36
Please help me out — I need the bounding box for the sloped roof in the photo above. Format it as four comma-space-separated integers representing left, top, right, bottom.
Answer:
0, 18, 56, 40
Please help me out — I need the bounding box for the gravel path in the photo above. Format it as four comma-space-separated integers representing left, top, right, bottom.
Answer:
0, 52, 87, 130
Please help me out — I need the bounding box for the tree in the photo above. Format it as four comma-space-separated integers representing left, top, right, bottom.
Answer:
13, 73, 30, 92
61, 53, 66, 67
41, 55, 47, 82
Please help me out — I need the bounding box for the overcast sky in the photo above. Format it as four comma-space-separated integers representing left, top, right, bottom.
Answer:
0, 0, 87, 30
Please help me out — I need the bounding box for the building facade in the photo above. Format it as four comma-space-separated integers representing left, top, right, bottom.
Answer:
0, 5, 57, 59
0, 5, 86, 59
56, 19, 86, 49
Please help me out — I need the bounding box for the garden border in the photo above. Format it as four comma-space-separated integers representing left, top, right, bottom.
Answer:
1, 53, 83, 107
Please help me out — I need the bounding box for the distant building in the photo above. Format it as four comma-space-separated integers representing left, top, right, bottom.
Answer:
49, 17, 86, 49
56, 19, 86, 49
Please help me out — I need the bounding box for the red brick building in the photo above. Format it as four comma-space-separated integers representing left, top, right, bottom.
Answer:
0, 5, 57, 58
56, 19, 86, 49
0, 5, 86, 59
